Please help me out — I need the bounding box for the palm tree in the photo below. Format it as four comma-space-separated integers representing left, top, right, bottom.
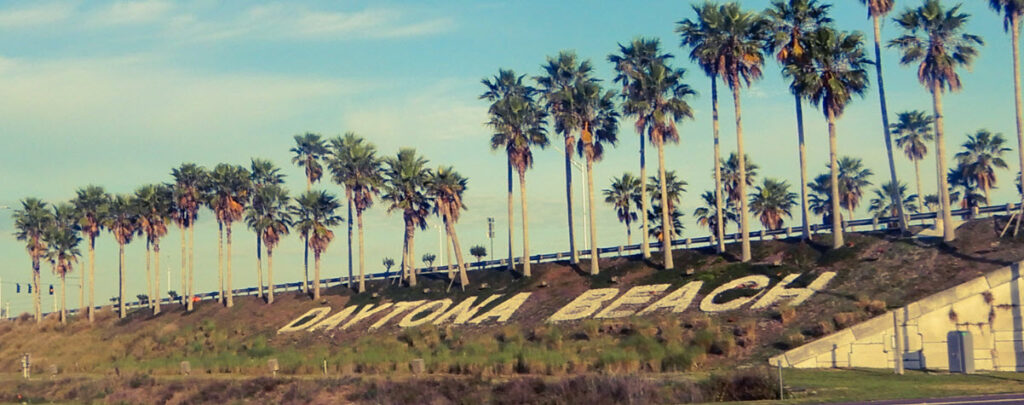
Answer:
678, 2, 730, 253
609, 38, 672, 261
859, 0, 909, 234
327, 133, 367, 290
809, 174, 837, 226
428, 166, 470, 289
838, 156, 874, 224
336, 137, 383, 293
44, 204, 81, 324
695, 190, 739, 241
603, 173, 641, 246
291, 190, 341, 300
750, 178, 798, 233
536, 51, 594, 265
71, 186, 108, 322
765, 0, 833, 241
291, 133, 328, 192
610, 38, 695, 270
207, 163, 251, 307
171, 163, 205, 311
105, 195, 138, 319
890, 0, 984, 242
382, 148, 433, 286
647, 202, 684, 247
988, 0, 1024, 208
648, 171, 688, 225
482, 70, 549, 277
948, 164, 987, 210
249, 184, 291, 304
13, 198, 52, 322
248, 158, 284, 300
955, 130, 1010, 202
790, 27, 871, 248
712, 2, 770, 262
721, 152, 759, 205
891, 110, 935, 210
869, 181, 920, 224
135, 184, 172, 315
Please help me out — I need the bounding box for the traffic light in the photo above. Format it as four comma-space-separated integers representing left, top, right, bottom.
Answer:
48, 285, 54, 295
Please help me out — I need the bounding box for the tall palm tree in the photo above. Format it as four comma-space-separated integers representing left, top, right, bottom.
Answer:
988, 0, 1024, 208
890, 0, 984, 242
171, 163, 205, 311
13, 198, 52, 323
790, 27, 871, 248
135, 184, 172, 315
609, 39, 672, 261
428, 166, 470, 289
695, 190, 739, 240
536, 51, 593, 265
750, 178, 798, 232
247, 158, 284, 300
290, 133, 328, 192
248, 184, 291, 304
869, 181, 920, 224
340, 137, 383, 293
859, 0, 909, 234
948, 164, 987, 210
44, 204, 81, 324
291, 190, 341, 300
71, 186, 108, 322
611, 38, 695, 270
482, 70, 529, 272
955, 129, 1011, 202
482, 70, 549, 277
715, 2, 770, 262
891, 110, 935, 210
809, 173, 839, 226
105, 195, 138, 319
721, 152, 759, 205
838, 156, 874, 224
603, 173, 641, 246
647, 202, 684, 246
678, 2, 730, 253
572, 74, 620, 275
765, 0, 834, 241
648, 170, 688, 225
382, 148, 433, 286
207, 163, 251, 307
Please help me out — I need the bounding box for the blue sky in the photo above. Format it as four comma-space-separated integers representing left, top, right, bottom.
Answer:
0, 0, 1019, 315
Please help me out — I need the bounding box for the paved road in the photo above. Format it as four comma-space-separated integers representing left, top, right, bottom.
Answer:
836, 393, 1024, 405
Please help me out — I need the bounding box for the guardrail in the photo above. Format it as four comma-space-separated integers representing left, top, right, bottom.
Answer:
33, 202, 1024, 318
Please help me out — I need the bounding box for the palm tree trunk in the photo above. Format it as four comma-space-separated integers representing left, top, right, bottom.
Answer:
446, 219, 470, 289
145, 239, 152, 309
873, 14, 909, 235
313, 251, 321, 300
931, 82, 955, 242
154, 243, 161, 315
226, 223, 234, 308
179, 223, 185, 305
346, 191, 354, 289
302, 234, 309, 294
119, 244, 126, 318
401, 225, 409, 283
60, 275, 66, 324
518, 170, 532, 277
217, 221, 224, 304
408, 223, 418, 287
187, 225, 195, 312
914, 159, 924, 211
1013, 15, 1024, 210
795, 93, 811, 240
732, 83, 752, 262
626, 215, 632, 246
78, 270, 83, 318
828, 109, 845, 248
657, 144, 674, 269
586, 157, 600, 275
446, 222, 454, 280
564, 142, 578, 264
33, 260, 40, 323
267, 247, 275, 304
357, 210, 366, 293
639, 132, 651, 259
712, 77, 726, 252
506, 158, 515, 271
255, 232, 264, 299
88, 236, 96, 322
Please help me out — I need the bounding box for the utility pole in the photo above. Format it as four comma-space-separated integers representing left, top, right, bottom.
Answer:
487, 217, 495, 261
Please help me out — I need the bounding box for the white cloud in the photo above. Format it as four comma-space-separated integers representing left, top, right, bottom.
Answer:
89, 0, 172, 26
0, 2, 74, 28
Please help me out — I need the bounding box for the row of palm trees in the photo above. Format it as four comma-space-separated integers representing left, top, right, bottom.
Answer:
483, 0, 1023, 277
13, 133, 473, 323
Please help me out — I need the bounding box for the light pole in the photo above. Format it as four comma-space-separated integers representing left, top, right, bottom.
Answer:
487, 217, 495, 261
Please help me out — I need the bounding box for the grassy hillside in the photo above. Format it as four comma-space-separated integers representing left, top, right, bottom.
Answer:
2, 217, 1023, 378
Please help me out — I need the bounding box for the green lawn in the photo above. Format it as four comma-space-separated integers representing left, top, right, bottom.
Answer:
769, 368, 1024, 404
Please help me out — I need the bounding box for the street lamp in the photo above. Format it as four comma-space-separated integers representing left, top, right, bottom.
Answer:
487, 217, 495, 261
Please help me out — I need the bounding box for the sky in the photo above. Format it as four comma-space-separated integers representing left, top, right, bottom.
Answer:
0, 0, 1020, 316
